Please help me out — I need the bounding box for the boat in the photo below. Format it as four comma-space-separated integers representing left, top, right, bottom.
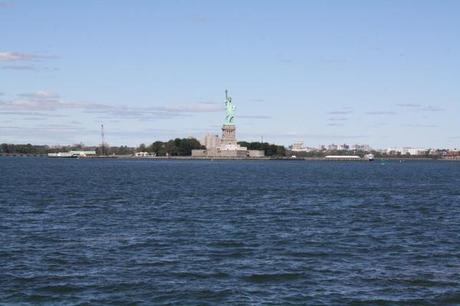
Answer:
365, 153, 375, 161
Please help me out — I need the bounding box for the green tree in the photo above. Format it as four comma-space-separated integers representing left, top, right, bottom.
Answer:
137, 143, 147, 152
144, 138, 204, 156
238, 141, 286, 157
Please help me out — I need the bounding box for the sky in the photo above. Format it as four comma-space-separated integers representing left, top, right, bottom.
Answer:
0, 0, 459, 149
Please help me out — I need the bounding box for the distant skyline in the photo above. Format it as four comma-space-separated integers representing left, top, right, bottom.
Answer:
1, 0, 459, 148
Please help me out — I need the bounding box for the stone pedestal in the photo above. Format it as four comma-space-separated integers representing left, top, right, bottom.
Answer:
221, 124, 237, 146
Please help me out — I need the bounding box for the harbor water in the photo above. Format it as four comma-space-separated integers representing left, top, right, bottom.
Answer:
1, 158, 460, 305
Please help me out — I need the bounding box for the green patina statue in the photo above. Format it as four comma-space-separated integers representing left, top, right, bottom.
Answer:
224, 89, 236, 125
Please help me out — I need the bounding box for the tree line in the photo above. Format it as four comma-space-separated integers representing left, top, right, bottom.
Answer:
237, 141, 286, 157
137, 138, 204, 156
0, 143, 136, 155
136, 139, 287, 157
1, 139, 288, 157
1, 143, 50, 155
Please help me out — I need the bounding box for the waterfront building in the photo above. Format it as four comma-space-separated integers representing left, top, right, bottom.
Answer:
336, 144, 350, 151
71, 150, 96, 157
134, 152, 155, 157
202, 133, 220, 149
386, 147, 428, 156
48, 150, 96, 158
290, 142, 317, 152
351, 144, 372, 151
291, 142, 305, 151
325, 155, 361, 160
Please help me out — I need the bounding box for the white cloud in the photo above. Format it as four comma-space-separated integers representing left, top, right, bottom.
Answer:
152, 103, 221, 113
0, 51, 56, 62
328, 109, 353, 115
0, 52, 35, 61
0, 91, 224, 120
397, 103, 421, 108
365, 111, 396, 115
396, 104, 445, 112
0, 111, 67, 117
2, 65, 37, 70
1, 65, 58, 71
402, 124, 439, 128
19, 90, 60, 99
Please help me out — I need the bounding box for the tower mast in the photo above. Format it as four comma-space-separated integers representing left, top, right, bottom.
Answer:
101, 124, 105, 155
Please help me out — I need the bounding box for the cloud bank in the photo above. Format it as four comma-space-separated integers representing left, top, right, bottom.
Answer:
0, 90, 223, 121
0, 52, 55, 61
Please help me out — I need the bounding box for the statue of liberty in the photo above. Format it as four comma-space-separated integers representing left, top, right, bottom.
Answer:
224, 89, 236, 125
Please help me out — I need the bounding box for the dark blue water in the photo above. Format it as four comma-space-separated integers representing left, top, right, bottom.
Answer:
1, 158, 460, 305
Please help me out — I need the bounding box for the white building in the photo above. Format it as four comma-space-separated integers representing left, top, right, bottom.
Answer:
201, 133, 220, 149
134, 152, 155, 157
291, 142, 315, 152
336, 144, 350, 151
386, 147, 428, 156
351, 144, 372, 151
48, 150, 96, 158
70, 150, 96, 157
325, 155, 361, 160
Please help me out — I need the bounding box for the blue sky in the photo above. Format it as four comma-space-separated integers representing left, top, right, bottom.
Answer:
1, 0, 459, 148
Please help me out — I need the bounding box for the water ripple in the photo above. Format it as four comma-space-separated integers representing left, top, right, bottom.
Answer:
1, 158, 460, 304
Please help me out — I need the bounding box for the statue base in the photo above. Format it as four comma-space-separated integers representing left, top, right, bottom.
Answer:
221, 124, 237, 146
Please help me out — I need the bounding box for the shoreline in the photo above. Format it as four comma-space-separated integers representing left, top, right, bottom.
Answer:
1, 154, 459, 161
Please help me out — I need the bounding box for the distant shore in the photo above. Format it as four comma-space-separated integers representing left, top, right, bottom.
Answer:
1, 153, 459, 161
